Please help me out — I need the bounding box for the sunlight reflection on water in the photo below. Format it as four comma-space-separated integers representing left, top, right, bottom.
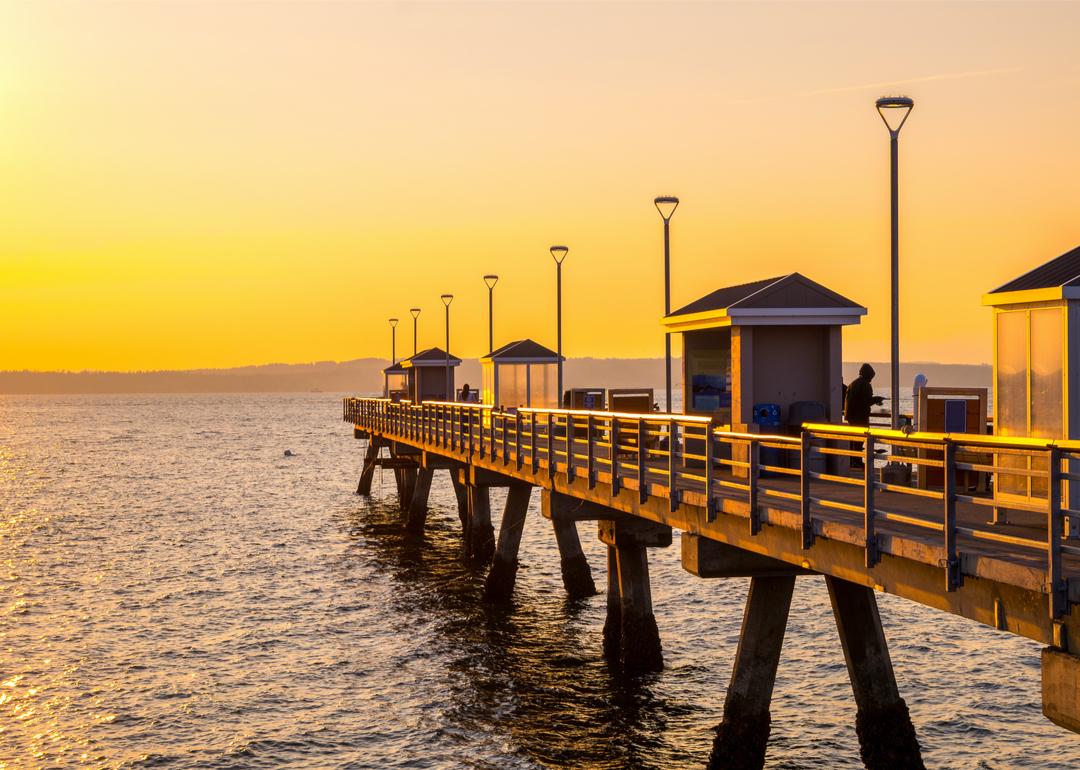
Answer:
0, 394, 1073, 768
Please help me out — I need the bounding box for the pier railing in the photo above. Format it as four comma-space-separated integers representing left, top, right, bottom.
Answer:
345, 397, 1080, 619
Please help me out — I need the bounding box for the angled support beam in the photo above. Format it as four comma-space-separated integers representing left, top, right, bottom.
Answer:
483, 483, 533, 603
542, 489, 621, 522
709, 575, 796, 770
356, 436, 383, 496
826, 576, 925, 770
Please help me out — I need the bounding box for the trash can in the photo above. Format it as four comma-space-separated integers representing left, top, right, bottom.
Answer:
753, 403, 782, 476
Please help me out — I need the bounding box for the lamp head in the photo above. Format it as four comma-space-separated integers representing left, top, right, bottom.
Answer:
549, 245, 568, 264
654, 195, 680, 220
389, 317, 399, 328
875, 96, 914, 135
483, 274, 499, 289
410, 307, 421, 319
440, 293, 454, 307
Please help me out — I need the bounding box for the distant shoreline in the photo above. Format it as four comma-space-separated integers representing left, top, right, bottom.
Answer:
0, 359, 990, 395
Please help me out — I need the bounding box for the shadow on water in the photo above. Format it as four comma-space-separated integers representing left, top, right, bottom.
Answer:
336, 491, 691, 770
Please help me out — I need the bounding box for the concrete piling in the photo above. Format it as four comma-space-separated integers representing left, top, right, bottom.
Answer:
404, 467, 434, 534
709, 575, 796, 770
466, 484, 495, 563
603, 545, 621, 661
482, 483, 533, 603
551, 519, 597, 599
614, 542, 663, 672
826, 576, 925, 770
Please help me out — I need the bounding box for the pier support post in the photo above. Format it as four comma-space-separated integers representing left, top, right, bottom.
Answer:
450, 471, 469, 529
598, 518, 671, 673
614, 542, 663, 672
398, 467, 417, 512
552, 519, 597, 599
404, 467, 435, 534
708, 575, 796, 770
482, 483, 533, 603
356, 437, 382, 495
603, 545, 621, 661
826, 576, 925, 770
465, 484, 495, 563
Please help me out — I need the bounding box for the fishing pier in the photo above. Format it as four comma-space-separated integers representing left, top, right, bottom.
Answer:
345, 253, 1080, 768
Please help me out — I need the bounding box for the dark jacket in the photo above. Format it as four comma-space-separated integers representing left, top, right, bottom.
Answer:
844, 364, 878, 426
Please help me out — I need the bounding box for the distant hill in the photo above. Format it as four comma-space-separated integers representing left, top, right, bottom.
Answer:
0, 358, 990, 395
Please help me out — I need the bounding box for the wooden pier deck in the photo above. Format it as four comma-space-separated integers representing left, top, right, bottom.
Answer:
344, 395, 1080, 766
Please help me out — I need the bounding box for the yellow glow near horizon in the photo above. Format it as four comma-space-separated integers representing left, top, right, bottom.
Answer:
2, 2, 1079, 371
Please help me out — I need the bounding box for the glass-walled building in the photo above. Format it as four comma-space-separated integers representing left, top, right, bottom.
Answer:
985, 245, 1080, 500
480, 339, 561, 410
383, 361, 408, 400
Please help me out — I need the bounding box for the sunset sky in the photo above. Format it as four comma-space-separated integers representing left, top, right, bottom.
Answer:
2, 1, 1079, 372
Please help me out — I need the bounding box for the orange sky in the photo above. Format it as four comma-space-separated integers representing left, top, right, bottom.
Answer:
2, 1, 1078, 371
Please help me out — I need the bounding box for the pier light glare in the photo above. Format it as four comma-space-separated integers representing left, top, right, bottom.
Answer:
441, 293, 454, 306
654, 195, 680, 221
875, 96, 914, 135
550, 245, 568, 264
483, 274, 499, 289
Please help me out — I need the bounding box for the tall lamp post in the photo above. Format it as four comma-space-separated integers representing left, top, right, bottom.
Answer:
875, 96, 914, 430
655, 196, 680, 412
410, 308, 421, 356
550, 245, 568, 402
389, 317, 399, 364
483, 274, 499, 353
441, 294, 454, 399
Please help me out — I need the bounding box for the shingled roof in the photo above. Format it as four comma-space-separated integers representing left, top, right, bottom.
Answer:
400, 347, 461, 368
989, 244, 1080, 295
481, 339, 560, 363
663, 273, 865, 331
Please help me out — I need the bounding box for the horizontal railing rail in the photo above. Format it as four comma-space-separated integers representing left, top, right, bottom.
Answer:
345, 397, 1077, 620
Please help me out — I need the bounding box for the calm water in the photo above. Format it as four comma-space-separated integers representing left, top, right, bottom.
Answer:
1, 394, 1075, 769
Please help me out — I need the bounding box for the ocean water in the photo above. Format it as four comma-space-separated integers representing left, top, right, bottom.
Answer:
0, 393, 1075, 769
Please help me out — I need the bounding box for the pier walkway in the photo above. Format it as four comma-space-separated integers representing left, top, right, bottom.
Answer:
345, 395, 1080, 768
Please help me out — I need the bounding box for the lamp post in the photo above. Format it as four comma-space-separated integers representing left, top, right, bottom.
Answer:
441, 294, 454, 399
655, 196, 680, 412
483, 274, 499, 353
410, 307, 421, 356
875, 96, 914, 430
389, 317, 399, 364
550, 245, 568, 402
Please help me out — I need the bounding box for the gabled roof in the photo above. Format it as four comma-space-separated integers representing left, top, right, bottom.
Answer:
663, 273, 865, 332
984, 244, 1080, 305
481, 338, 560, 363
400, 346, 461, 368
383, 361, 407, 375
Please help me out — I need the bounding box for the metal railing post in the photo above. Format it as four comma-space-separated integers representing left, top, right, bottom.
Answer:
800, 430, 814, 549
668, 419, 679, 512
1049, 446, 1065, 619
864, 434, 878, 568
611, 418, 621, 495
944, 439, 959, 590
637, 418, 648, 503
747, 439, 760, 533
531, 413, 539, 474
566, 415, 575, 483
586, 414, 596, 489
547, 413, 556, 478
515, 412, 523, 470
706, 426, 717, 523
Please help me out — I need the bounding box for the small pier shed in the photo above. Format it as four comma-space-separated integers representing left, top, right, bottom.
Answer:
480, 339, 561, 409
984, 244, 1080, 504
662, 273, 865, 431
401, 347, 461, 403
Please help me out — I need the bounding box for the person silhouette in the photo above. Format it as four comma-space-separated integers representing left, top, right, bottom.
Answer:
460, 383, 471, 403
